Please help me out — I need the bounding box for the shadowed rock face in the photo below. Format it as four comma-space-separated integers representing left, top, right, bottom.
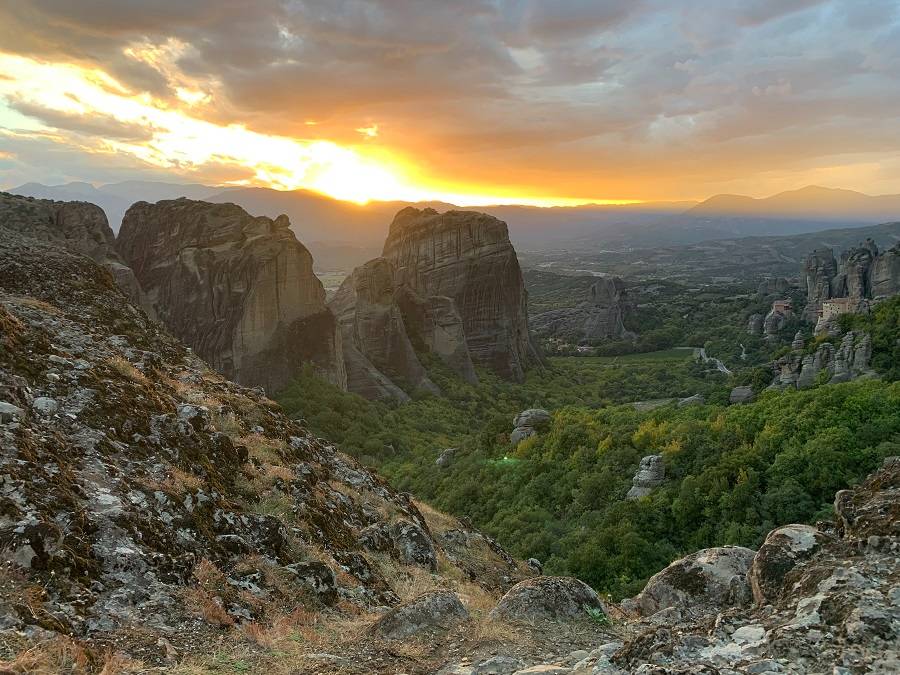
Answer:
383, 207, 538, 382
328, 257, 438, 401
0, 191, 145, 308
117, 198, 345, 393
530, 275, 635, 343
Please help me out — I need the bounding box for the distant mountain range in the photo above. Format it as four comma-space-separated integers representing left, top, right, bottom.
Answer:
9, 181, 900, 270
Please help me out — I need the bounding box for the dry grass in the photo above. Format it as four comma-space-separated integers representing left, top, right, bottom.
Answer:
12, 296, 62, 316
240, 434, 286, 463
106, 356, 148, 384
413, 499, 459, 535
0, 636, 142, 674
209, 407, 242, 436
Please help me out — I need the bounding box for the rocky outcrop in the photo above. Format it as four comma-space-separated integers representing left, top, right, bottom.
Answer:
804, 238, 900, 323
0, 191, 145, 307
609, 457, 900, 674
770, 330, 876, 390
329, 257, 438, 401
531, 276, 635, 344
0, 223, 528, 663
757, 276, 790, 296
631, 546, 755, 617
729, 385, 755, 404
747, 313, 764, 335
117, 199, 345, 394
382, 207, 539, 382
510, 408, 551, 444
373, 590, 469, 639
490, 576, 607, 622
626, 455, 665, 500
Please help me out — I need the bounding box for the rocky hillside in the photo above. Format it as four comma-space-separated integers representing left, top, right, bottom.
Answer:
0, 191, 145, 308
117, 199, 345, 394
382, 207, 541, 383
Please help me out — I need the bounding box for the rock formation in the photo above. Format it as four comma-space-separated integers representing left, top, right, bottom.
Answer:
770, 330, 876, 390
730, 385, 755, 404
117, 198, 345, 394
382, 207, 540, 382
531, 276, 635, 343
489, 576, 607, 623
328, 257, 438, 401
0, 222, 530, 667
626, 454, 665, 500
803, 238, 900, 324
0, 191, 145, 307
510, 408, 551, 444
747, 313, 764, 335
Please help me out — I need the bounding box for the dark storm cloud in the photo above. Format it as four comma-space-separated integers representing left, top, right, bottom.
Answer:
1, 0, 900, 198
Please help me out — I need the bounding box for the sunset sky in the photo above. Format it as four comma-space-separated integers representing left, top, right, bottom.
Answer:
1, 1, 899, 205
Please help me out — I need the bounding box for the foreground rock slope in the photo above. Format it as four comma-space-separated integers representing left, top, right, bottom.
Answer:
117, 198, 345, 394
0, 223, 542, 670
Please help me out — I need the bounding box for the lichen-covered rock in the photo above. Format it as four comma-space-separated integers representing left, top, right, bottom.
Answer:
490, 576, 606, 622
383, 207, 541, 382
626, 455, 665, 500
329, 257, 438, 401
748, 524, 829, 605
284, 561, 338, 606
632, 546, 755, 616
373, 590, 469, 639
117, 198, 345, 393
391, 519, 438, 571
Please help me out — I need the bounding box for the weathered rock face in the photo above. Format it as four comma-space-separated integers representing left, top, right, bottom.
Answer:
631, 546, 755, 617
382, 207, 539, 382
0, 224, 529, 663
0, 191, 145, 307
610, 457, 900, 674
329, 257, 438, 401
117, 199, 345, 394
729, 385, 755, 404
531, 276, 635, 344
510, 408, 551, 444
626, 455, 665, 500
747, 313, 764, 335
757, 276, 791, 296
803, 238, 900, 323
373, 590, 469, 639
770, 330, 876, 390
490, 576, 607, 623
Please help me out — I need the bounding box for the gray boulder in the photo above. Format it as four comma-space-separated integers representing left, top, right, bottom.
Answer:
748, 524, 828, 605
284, 561, 338, 606
510, 408, 551, 444
633, 546, 755, 616
373, 590, 468, 639
729, 386, 755, 404
391, 520, 438, 571
0, 401, 25, 423
489, 576, 607, 622
436, 448, 456, 468
626, 455, 665, 500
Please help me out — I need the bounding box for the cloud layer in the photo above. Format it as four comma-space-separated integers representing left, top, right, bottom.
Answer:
1, 0, 899, 201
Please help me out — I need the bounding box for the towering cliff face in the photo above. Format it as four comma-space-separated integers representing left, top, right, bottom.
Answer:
117, 198, 344, 393
803, 238, 900, 322
382, 207, 537, 382
531, 275, 635, 343
328, 257, 438, 401
0, 191, 145, 306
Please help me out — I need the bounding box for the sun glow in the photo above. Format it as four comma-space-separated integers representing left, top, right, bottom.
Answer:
0, 52, 633, 207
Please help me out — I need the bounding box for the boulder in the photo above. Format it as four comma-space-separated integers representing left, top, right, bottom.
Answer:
0, 400, 25, 423
510, 408, 551, 444
117, 199, 345, 393
372, 590, 468, 639
633, 546, 755, 616
834, 456, 900, 540
436, 448, 456, 468
626, 455, 665, 500
489, 576, 607, 622
748, 524, 828, 605
391, 520, 438, 571
729, 386, 755, 404
284, 561, 338, 606
382, 207, 540, 382
677, 393, 705, 407
329, 257, 439, 401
